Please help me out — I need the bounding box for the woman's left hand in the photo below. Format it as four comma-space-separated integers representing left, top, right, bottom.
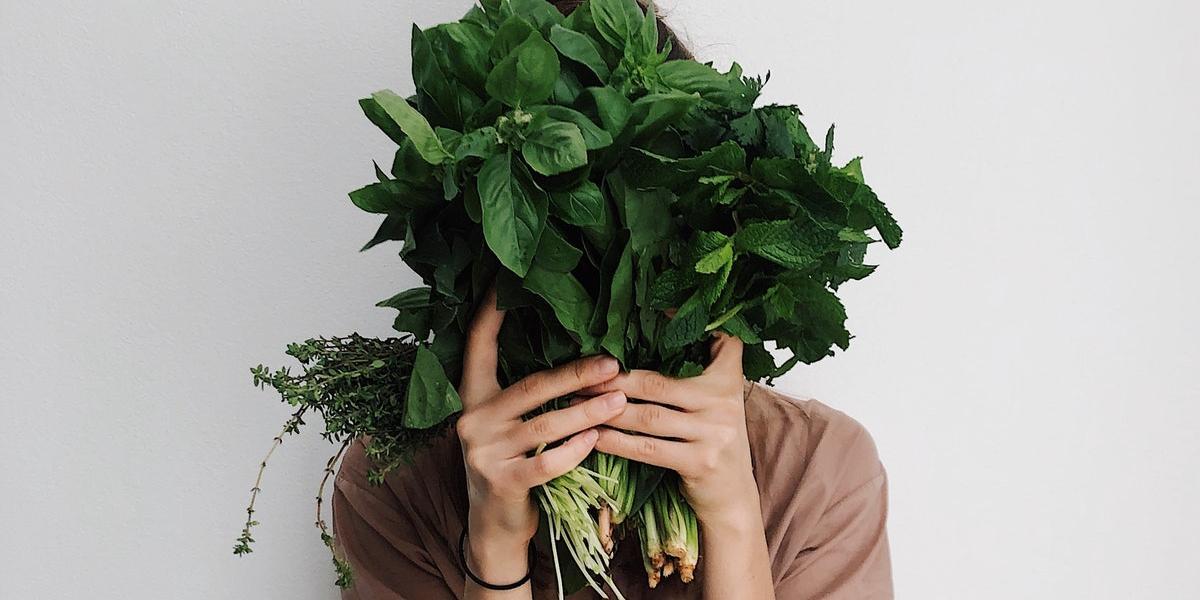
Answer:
584, 333, 776, 598
581, 333, 758, 527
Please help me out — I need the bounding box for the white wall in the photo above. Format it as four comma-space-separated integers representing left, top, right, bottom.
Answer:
2, 1, 1197, 598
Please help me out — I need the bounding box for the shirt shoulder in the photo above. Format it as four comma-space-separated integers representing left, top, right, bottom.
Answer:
743, 382, 889, 580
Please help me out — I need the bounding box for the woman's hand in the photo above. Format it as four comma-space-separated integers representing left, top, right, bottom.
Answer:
583, 332, 755, 525
455, 287, 627, 595
583, 333, 776, 599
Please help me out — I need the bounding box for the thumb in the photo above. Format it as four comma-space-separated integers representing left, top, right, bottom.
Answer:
705, 330, 744, 377
459, 284, 504, 405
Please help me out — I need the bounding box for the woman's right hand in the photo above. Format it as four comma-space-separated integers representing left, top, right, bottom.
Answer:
455, 287, 627, 591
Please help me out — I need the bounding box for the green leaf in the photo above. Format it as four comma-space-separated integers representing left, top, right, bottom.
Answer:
660, 291, 708, 350
455, 126, 501, 161
358, 97, 407, 145
735, 220, 820, 270
657, 60, 728, 96
376, 287, 434, 339
590, 0, 643, 49
441, 21, 492, 93
478, 152, 547, 277
549, 24, 611, 80
521, 117, 588, 175
360, 214, 407, 251
621, 185, 672, 254
404, 344, 462, 429
348, 180, 440, 214
486, 31, 560, 107
490, 16, 537, 62
528, 105, 613, 149
523, 265, 598, 352
549, 181, 606, 226
630, 91, 700, 142
631, 0, 659, 58
586, 86, 634, 137
695, 236, 733, 274
837, 228, 875, 243
411, 25, 463, 127
503, 0, 564, 33
600, 239, 634, 362
369, 90, 452, 165
532, 223, 583, 272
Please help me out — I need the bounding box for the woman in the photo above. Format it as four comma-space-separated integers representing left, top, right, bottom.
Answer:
332, 3, 892, 599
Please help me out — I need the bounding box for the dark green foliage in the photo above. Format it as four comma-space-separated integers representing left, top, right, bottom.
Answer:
357, 0, 901, 391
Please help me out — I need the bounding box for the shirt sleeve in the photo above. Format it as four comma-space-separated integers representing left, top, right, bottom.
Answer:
773, 417, 894, 599
332, 437, 465, 600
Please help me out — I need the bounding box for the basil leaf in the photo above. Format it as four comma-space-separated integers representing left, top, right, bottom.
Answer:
360, 214, 407, 251
549, 24, 611, 80
486, 31, 560, 107
358, 97, 407, 145
532, 223, 583, 273
478, 152, 547, 277
549, 181, 605, 226
523, 264, 598, 353
376, 287, 434, 339
586, 86, 633, 137
600, 239, 634, 362
490, 16, 536, 62
404, 344, 462, 429
528, 105, 613, 150
370, 90, 452, 164
521, 118, 588, 175
590, 0, 643, 49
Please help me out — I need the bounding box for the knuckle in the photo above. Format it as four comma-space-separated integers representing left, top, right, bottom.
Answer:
525, 416, 553, 440
517, 374, 542, 398
637, 436, 657, 458
455, 414, 476, 442
464, 451, 488, 476
698, 449, 720, 475
532, 453, 555, 478
645, 373, 670, 397
571, 360, 587, 382
637, 405, 661, 428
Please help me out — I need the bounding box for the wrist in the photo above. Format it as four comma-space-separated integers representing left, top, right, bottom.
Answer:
697, 492, 764, 538
464, 529, 532, 587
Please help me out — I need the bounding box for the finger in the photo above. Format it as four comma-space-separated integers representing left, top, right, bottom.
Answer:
514, 429, 600, 488
594, 428, 689, 472
601, 401, 699, 440
580, 370, 696, 410
507, 392, 627, 454
705, 330, 744, 377
494, 355, 620, 416
460, 285, 505, 403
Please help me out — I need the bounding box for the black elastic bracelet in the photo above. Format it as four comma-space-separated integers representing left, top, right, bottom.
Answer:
458, 527, 535, 591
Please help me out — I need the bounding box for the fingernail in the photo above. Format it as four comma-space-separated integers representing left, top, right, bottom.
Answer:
581, 429, 599, 444
604, 392, 626, 411
596, 357, 619, 375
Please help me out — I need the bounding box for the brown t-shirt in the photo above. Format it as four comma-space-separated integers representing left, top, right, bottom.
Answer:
332, 381, 893, 599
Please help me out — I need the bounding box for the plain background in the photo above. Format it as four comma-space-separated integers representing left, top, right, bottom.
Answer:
3, 1, 1198, 598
